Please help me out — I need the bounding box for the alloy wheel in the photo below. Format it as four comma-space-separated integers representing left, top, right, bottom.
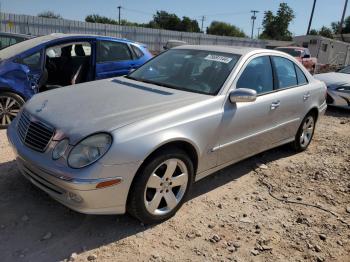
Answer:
300, 116, 314, 148
0, 95, 21, 126
144, 159, 188, 216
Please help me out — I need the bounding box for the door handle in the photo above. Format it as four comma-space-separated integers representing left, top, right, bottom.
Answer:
270, 101, 280, 110
303, 92, 311, 101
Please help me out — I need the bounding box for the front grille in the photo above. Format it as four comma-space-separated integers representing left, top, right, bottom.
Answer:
17, 111, 55, 152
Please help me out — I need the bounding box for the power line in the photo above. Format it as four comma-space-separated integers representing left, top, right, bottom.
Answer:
250, 10, 259, 39
122, 7, 250, 19
199, 10, 251, 17
122, 7, 153, 16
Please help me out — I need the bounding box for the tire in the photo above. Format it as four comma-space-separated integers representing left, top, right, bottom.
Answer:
291, 113, 316, 152
127, 147, 194, 224
0, 92, 25, 129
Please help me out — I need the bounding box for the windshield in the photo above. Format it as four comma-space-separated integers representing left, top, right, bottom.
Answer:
276, 48, 302, 57
127, 49, 240, 95
0, 34, 57, 60
338, 65, 350, 74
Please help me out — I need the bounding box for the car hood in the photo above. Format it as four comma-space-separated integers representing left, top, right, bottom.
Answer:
314, 72, 350, 87
24, 77, 210, 144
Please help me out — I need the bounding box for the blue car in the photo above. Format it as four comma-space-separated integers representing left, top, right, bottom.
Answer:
0, 33, 152, 128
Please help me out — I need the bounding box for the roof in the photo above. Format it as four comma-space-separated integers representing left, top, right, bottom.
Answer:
175, 45, 264, 55
0, 33, 140, 60
0, 32, 34, 39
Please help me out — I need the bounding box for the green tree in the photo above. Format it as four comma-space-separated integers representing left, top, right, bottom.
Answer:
309, 27, 334, 39
38, 11, 62, 19
332, 16, 350, 34
309, 29, 318, 35
149, 11, 181, 30
147, 11, 200, 32
85, 14, 117, 24
206, 21, 246, 37
178, 16, 200, 32
318, 26, 334, 38
260, 3, 295, 41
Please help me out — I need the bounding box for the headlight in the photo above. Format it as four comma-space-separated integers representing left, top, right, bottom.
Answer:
52, 139, 69, 160
68, 133, 112, 168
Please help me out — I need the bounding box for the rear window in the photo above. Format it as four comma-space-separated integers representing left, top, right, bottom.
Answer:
130, 45, 144, 59
97, 41, 132, 63
276, 48, 302, 57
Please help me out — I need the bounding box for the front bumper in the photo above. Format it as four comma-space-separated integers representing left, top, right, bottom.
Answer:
7, 120, 141, 215
327, 89, 350, 108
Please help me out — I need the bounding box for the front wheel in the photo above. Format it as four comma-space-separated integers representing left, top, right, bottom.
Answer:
127, 148, 194, 224
291, 113, 316, 152
0, 92, 25, 129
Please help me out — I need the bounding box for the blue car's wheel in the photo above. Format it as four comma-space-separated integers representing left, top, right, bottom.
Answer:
0, 92, 24, 129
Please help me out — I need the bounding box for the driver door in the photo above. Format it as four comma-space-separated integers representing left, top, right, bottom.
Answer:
217, 55, 283, 165
16, 50, 44, 94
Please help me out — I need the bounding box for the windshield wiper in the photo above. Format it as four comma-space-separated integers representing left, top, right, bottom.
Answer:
125, 76, 182, 90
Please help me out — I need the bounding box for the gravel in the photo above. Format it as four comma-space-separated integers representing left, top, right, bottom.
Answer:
0, 108, 349, 261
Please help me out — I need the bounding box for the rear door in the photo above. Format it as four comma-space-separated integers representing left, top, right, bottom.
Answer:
95, 40, 134, 79
269, 55, 311, 140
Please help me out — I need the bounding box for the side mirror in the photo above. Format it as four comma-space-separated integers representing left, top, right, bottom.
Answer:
229, 88, 257, 103
303, 54, 311, 59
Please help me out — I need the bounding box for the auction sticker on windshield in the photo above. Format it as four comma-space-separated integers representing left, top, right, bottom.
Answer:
204, 54, 233, 63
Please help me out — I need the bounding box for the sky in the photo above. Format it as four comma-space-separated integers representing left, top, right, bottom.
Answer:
0, 0, 348, 37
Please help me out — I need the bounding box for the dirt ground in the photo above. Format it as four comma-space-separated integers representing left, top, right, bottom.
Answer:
0, 107, 349, 262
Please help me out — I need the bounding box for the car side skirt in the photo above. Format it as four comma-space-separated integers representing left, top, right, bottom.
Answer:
195, 137, 295, 182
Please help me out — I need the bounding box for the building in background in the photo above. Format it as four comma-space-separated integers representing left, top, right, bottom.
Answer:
293, 35, 350, 67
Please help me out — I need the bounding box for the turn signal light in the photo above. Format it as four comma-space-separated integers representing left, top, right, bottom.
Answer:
96, 179, 122, 189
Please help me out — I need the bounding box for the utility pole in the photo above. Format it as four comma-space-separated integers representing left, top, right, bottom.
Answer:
250, 10, 259, 39
257, 27, 262, 38
117, 5, 121, 25
200, 16, 206, 33
307, 0, 317, 35
338, 0, 349, 36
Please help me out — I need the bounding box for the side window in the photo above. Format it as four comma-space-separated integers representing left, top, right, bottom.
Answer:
97, 41, 132, 63
236, 56, 273, 94
18, 52, 42, 70
130, 45, 144, 59
271, 56, 297, 89
0, 36, 11, 49
295, 65, 308, 85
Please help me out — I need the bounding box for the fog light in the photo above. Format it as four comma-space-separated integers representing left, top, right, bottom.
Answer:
66, 192, 83, 203
52, 139, 69, 160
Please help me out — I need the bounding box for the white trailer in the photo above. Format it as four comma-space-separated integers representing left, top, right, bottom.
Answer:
293, 35, 350, 67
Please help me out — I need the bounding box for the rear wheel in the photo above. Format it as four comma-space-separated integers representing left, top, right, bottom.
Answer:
127, 148, 194, 224
0, 92, 24, 129
292, 113, 316, 152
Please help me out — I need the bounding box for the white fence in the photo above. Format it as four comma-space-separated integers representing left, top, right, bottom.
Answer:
0, 12, 268, 51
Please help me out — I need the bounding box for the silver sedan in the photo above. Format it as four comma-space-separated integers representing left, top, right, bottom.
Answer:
7, 45, 327, 223
315, 69, 350, 109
